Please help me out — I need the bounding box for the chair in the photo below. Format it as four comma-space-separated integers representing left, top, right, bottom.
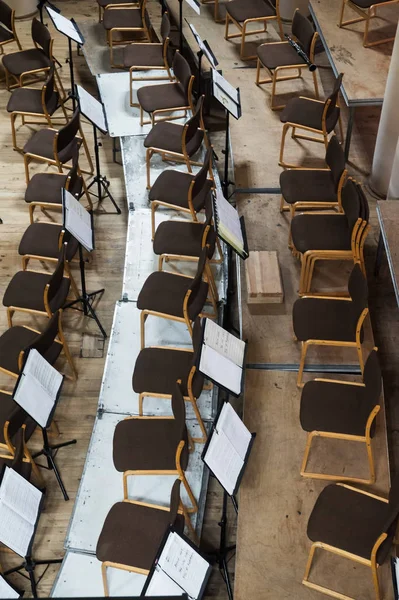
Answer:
0, 309, 77, 381
302, 475, 399, 600
338, 0, 397, 47
293, 263, 369, 387
149, 147, 214, 239
290, 178, 364, 295
137, 51, 194, 126
201, 0, 224, 22
22, 108, 93, 185
137, 247, 216, 348
2, 245, 71, 327
7, 66, 68, 153
0, 0, 22, 54
279, 135, 347, 226
225, 0, 284, 61
103, 0, 151, 68
96, 479, 185, 596
300, 348, 381, 483
97, 0, 137, 22
124, 11, 173, 108
0, 421, 44, 489
144, 95, 207, 189
132, 317, 208, 442
113, 382, 198, 525
0, 391, 36, 456
279, 73, 344, 168
256, 9, 319, 110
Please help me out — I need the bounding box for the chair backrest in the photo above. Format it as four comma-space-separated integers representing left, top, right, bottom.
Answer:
161, 12, 173, 68
43, 66, 57, 112
169, 478, 182, 523
173, 51, 193, 100
32, 17, 52, 58
10, 428, 28, 476
325, 73, 343, 122
183, 95, 204, 152
47, 246, 66, 305
357, 183, 369, 225
171, 382, 186, 440
6, 408, 30, 445
264, 0, 278, 14
56, 109, 80, 157
0, 0, 13, 32
376, 474, 399, 564
325, 135, 346, 191
19, 311, 61, 371
190, 317, 205, 389
161, 11, 170, 41
341, 178, 361, 238
192, 147, 212, 201
202, 194, 216, 257
187, 247, 208, 317
348, 263, 368, 322
66, 150, 82, 195
363, 349, 382, 413
292, 10, 315, 57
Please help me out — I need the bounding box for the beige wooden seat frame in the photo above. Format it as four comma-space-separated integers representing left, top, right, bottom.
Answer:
225, 0, 284, 61
105, 1, 151, 68
0, 414, 44, 488
338, 0, 399, 47
98, 0, 138, 22
0, 3, 22, 54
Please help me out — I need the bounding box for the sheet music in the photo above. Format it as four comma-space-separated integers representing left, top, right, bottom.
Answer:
76, 84, 107, 133
203, 319, 245, 367
199, 345, 242, 396
46, 7, 83, 44
187, 22, 217, 68
185, 0, 201, 15
145, 566, 185, 597
63, 189, 93, 252
0, 575, 19, 599
13, 349, 63, 428
217, 402, 252, 461
212, 69, 239, 104
395, 557, 399, 599
159, 532, 209, 599
205, 429, 243, 495
214, 191, 244, 254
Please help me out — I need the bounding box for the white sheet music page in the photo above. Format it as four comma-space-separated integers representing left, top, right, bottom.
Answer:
214, 190, 244, 253
187, 23, 217, 69
76, 84, 107, 133
159, 532, 209, 599
205, 429, 243, 495
63, 189, 93, 252
204, 319, 245, 367
212, 69, 239, 104
0, 575, 19, 599
185, 0, 201, 14
217, 402, 251, 461
13, 349, 62, 428
145, 566, 185, 597
46, 7, 83, 44
199, 345, 242, 396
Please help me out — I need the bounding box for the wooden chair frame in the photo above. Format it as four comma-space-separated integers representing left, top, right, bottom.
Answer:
256, 33, 320, 110
27, 170, 93, 217
279, 97, 344, 169
139, 75, 195, 127
201, 0, 224, 22
296, 296, 369, 388
0, 6, 22, 55
98, 1, 138, 22
129, 37, 173, 108
301, 379, 380, 483
105, 2, 151, 69
302, 483, 389, 600
101, 498, 185, 596
225, 0, 284, 61
338, 0, 398, 47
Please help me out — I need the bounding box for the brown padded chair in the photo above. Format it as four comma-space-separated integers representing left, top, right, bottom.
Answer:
144, 95, 207, 189
300, 348, 381, 484
256, 9, 319, 110
7, 66, 68, 153
137, 246, 216, 349
302, 475, 399, 600
124, 11, 173, 108
3, 245, 71, 327
137, 51, 194, 126
103, 0, 151, 68
132, 317, 207, 442
225, 0, 284, 60
0, 423, 44, 488
279, 73, 344, 168
96, 478, 185, 595
113, 382, 198, 525
97, 0, 136, 22
293, 263, 369, 387
0, 0, 22, 54
0, 309, 77, 380
338, 0, 397, 47
0, 392, 36, 454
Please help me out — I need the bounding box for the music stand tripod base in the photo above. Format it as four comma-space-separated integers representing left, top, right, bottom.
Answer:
33, 428, 76, 501
4, 555, 63, 598
87, 125, 121, 214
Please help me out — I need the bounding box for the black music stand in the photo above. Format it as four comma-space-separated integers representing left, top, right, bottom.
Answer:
75, 84, 121, 215
186, 20, 218, 96
176, 0, 200, 52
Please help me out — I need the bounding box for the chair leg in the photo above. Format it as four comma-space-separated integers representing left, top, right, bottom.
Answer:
190, 397, 207, 443
7, 308, 13, 328
151, 202, 158, 240
101, 563, 110, 597
24, 155, 31, 184
224, 14, 230, 39
312, 71, 319, 100
62, 338, 78, 381
300, 432, 314, 476
302, 543, 317, 585
338, 0, 347, 26
140, 311, 148, 349
138, 393, 144, 416
371, 561, 381, 600
180, 472, 198, 513
357, 343, 364, 374
146, 148, 153, 189
158, 255, 164, 271
277, 16, 284, 41
297, 341, 309, 388
279, 123, 290, 166
366, 438, 376, 484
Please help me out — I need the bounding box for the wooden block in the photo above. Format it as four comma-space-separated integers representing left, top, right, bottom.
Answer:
245, 251, 284, 308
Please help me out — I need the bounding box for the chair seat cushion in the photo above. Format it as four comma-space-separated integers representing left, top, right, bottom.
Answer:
293, 297, 359, 343
96, 500, 184, 569
103, 7, 144, 30
144, 121, 204, 157
138, 82, 188, 114
307, 484, 391, 563
123, 43, 164, 67
0, 25, 14, 43
3, 271, 70, 313
23, 128, 79, 164
300, 380, 371, 435
3, 48, 51, 76
149, 169, 212, 213
0, 325, 62, 376
291, 214, 350, 253
132, 347, 204, 398
0, 392, 36, 445
153, 220, 216, 258
280, 169, 337, 205
137, 271, 208, 320
18, 223, 78, 262
257, 41, 306, 68
226, 0, 276, 22
7, 87, 59, 115
113, 418, 188, 472
280, 97, 340, 133
25, 172, 81, 205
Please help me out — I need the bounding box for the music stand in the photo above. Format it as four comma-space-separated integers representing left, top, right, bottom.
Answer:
202, 401, 255, 600
46, 5, 84, 111
62, 189, 107, 338
176, 0, 200, 52
186, 20, 218, 96
75, 84, 121, 215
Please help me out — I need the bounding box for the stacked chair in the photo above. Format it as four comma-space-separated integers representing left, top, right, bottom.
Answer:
102, 0, 151, 67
